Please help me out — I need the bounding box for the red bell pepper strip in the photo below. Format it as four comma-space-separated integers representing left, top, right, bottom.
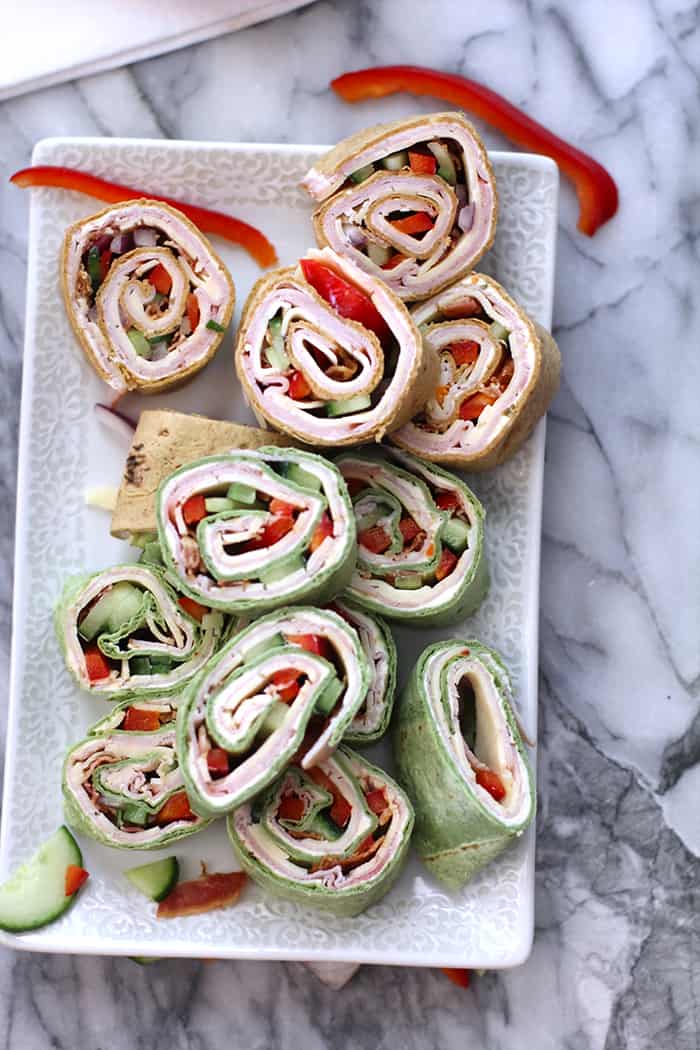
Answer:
389, 212, 434, 235
365, 789, 387, 815
310, 511, 333, 552
9, 165, 278, 266
286, 633, 332, 660
148, 263, 172, 295
156, 791, 196, 824
288, 370, 312, 400
65, 864, 90, 896
476, 767, 506, 802
157, 871, 247, 919
272, 669, 302, 703
186, 292, 200, 330
435, 548, 458, 581
450, 340, 480, 367
408, 150, 437, 175
435, 490, 460, 512
441, 967, 471, 989
358, 525, 392, 554
206, 748, 231, 777
123, 707, 162, 732
178, 595, 208, 623
83, 644, 112, 682
331, 66, 618, 236
398, 517, 421, 545
307, 767, 352, 828
300, 258, 390, 341
459, 391, 498, 421
182, 493, 207, 525
278, 794, 305, 821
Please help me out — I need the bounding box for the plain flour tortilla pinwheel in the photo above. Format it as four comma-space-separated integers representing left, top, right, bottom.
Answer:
391, 273, 560, 470
235, 247, 436, 446
394, 639, 534, 888
61, 199, 234, 394
302, 112, 497, 302
228, 746, 413, 917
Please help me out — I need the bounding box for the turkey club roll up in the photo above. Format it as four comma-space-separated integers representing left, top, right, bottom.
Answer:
302, 113, 497, 302
61, 199, 234, 393
235, 248, 436, 446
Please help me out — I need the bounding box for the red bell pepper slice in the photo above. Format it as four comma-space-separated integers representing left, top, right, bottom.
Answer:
435, 548, 458, 581
178, 596, 208, 622
65, 864, 90, 897
435, 490, 460, 512
148, 263, 172, 295
288, 369, 312, 400
310, 511, 333, 553
441, 967, 471, 989
156, 791, 195, 824
331, 66, 618, 237
272, 669, 301, 703
123, 707, 161, 732
459, 391, 498, 421
358, 525, 392, 554
307, 767, 352, 828
300, 258, 390, 341
157, 871, 247, 919
398, 517, 421, 545
389, 212, 434, 235
207, 748, 231, 777
381, 252, 405, 270
99, 249, 112, 281
84, 644, 112, 682
450, 340, 480, 367
475, 767, 506, 802
10, 166, 279, 265
269, 499, 297, 517
345, 477, 366, 497
286, 633, 332, 660
365, 789, 387, 816
278, 795, 305, 822
186, 292, 200, 330
182, 493, 207, 525
408, 150, 437, 175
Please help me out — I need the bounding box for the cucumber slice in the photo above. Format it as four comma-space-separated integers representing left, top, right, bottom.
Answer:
381, 151, 409, 171
0, 826, 83, 932
489, 321, 509, 343
242, 635, 286, 664
259, 700, 289, 737
350, 163, 374, 183
78, 582, 144, 641
259, 556, 304, 584
87, 246, 102, 292
121, 803, 151, 826
316, 676, 343, 716
394, 573, 423, 590
284, 462, 322, 492
226, 482, 257, 505
130, 655, 152, 676
125, 856, 179, 902
326, 394, 372, 418
205, 497, 235, 514
443, 518, 470, 553
268, 312, 283, 336
128, 329, 152, 358
266, 344, 290, 371
149, 656, 174, 673
367, 242, 392, 267
427, 142, 457, 186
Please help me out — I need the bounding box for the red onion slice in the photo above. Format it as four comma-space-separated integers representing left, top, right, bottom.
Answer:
94, 402, 137, 443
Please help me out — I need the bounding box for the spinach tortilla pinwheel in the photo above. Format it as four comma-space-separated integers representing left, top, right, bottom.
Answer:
301, 112, 497, 302
391, 272, 561, 470
227, 746, 413, 917
156, 447, 356, 613
328, 599, 397, 744
394, 639, 534, 888
336, 448, 488, 626
234, 247, 437, 446
178, 606, 371, 817
63, 716, 208, 849
55, 564, 225, 699
61, 199, 235, 394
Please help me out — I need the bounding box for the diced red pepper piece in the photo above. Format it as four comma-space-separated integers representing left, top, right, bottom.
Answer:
272, 669, 301, 703
442, 967, 471, 989
65, 864, 90, 897
99, 249, 112, 281
408, 150, 437, 175
182, 493, 207, 525
262, 514, 295, 546
123, 707, 161, 732
207, 748, 230, 777
178, 595, 207, 622
331, 65, 618, 237
441, 296, 482, 320
157, 872, 247, 919
365, 789, 387, 815
345, 477, 366, 497
495, 358, 515, 391
435, 490, 460, 512
148, 263, 172, 295
398, 517, 421, 545
278, 794, 305, 822
186, 292, 200, 330
476, 767, 506, 802
156, 791, 196, 824
389, 212, 434, 235
84, 644, 112, 682
459, 391, 498, 421
286, 633, 332, 660
450, 340, 480, 367
269, 499, 297, 517
359, 525, 392, 554
308, 767, 352, 828
310, 511, 333, 553
382, 253, 405, 270
435, 548, 458, 581
300, 258, 390, 341
288, 369, 312, 400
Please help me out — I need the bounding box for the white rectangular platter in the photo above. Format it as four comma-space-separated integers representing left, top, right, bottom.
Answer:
1, 136, 558, 967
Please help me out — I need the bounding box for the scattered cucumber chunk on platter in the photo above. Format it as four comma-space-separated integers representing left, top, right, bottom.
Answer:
125, 857, 180, 902
0, 826, 84, 933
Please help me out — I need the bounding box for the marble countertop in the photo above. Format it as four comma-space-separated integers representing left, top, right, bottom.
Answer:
1, 1, 698, 1047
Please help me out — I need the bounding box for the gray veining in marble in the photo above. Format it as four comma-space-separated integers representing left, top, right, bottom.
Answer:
1, 0, 699, 1047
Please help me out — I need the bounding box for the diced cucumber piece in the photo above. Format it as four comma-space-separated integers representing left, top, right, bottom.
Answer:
125, 856, 179, 902
149, 657, 174, 673
350, 163, 375, 183
128, 329, 152, 358
0, 826, 83, 932
427, 141, 457, 186
78, 583, 144, 641
284, 462, 322, 492
140, 540, 164, 567
489, 321, 509, 342
268, 312, 283, 336
443, 517, 470, 553
266, 344, 290, 370
394, 573, 423, 590
87, 246, 102, 292
316, 676, 343, 716
326, 394, 372, 418
259, 701, 289, 737
205, 497, 235, 513
381, 150, 409, 171
206, 320, 226, 333
367, 242, 392, 267
130, 655, 152, 676
148, 331, 173, 346
259, 556, 305, 584
226, 482, 257, 505
243, 634, 286, 664
121, 803, 151, 827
